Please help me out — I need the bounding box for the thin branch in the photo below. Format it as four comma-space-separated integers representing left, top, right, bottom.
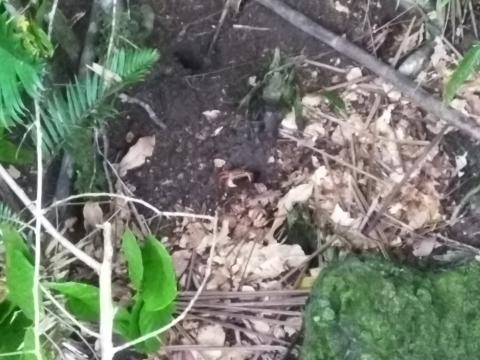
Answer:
33, 99, 43, 360
49, 193, 215, 221
0, 351, 35, 358
0, 165, 101, 272
99, 222, 114, 360
364, 126, 447, 234
255, 0, 480, 140
106, 0, 118, 62
113, 214, 219, 353
163, 345, 286, 352
47, 0, 60, 39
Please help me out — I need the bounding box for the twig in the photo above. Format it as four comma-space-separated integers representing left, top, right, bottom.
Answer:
113, 214, 219, 353
0, 165, 101, 272
449, 182, 480, 225
47, 0, 60, 39
99, 222, 114, 360
118, 93, 167, 129
255, 0, 480, 140
49, 193, 215, 221
106, 0, 118, 62
281, 131, 388, 185
33, 99, 44, 360
163, 345, 286, 352
364, 126, 448, 234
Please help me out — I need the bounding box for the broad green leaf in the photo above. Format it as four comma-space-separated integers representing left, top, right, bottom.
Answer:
121, 230, 144, 289
444, 42, 480, 103
136, 302, 175, 353
20, 327, 35, 360
0, 136, 34, 164
48, 282, 99, 321
141, 236, 177, 311
2, 227, 34, 320
113, 306, 132, 340
127, 297, 143, 341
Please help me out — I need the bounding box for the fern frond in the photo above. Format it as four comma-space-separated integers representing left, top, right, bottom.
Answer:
41, 48, 158, 154
106, 48, 159, 83
0, 13, 43, 127
0, 202, 19, 228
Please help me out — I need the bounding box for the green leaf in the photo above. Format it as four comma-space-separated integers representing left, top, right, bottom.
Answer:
40, 47, 158, 155
0, 134, 34, 164
0, 300, 15, 324
48, 282, 99, 321
141, 236, 177, 312
113, 306, 132, 340
2, 227, 35, 320
0, 303, 31, 359
0, 13, 43, 127
444, 42, 480, 103
321, 90, 346, 113
20, 327, 35, 360
121, 230, 144, 289
136, 302, 174, 353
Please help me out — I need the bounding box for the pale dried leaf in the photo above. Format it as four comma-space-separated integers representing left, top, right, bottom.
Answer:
245, 244, 307, 280
412, 237, 439, 257
118, 136, 155, 176
194, 324, 226, 360
83, 202, 103, 231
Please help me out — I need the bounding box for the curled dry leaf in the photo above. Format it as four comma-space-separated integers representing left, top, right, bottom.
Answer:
118, 136, 156, 176
82, 201, 103, 231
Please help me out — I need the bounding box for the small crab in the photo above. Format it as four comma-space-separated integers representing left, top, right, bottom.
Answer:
218, 169, 254, 188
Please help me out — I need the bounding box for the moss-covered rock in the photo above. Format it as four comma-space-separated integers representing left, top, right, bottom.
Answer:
301, 256, 480, 360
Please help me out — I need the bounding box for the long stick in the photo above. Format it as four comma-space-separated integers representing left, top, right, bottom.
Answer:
255, 0, 480, 140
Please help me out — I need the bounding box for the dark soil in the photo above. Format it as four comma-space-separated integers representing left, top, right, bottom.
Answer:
109, 0, 397, 214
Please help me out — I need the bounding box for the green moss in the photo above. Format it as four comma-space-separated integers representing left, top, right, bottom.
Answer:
301, 256, 480, 360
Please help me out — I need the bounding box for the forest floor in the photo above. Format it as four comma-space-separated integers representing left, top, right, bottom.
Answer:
30, 0, 480, 359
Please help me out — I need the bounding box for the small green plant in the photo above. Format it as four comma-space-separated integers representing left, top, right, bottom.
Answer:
0, 2, 170, 357
444, 42, 480, 103
0, 223, 177, 356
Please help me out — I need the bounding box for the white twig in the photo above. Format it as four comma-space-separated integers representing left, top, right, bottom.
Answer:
0, 351, 35, 358
47, 0, 60, 39
118, 93, 167, 129
99, 222, 114, 360
50, 193, 215, 221
113, 214, 219, 352
0, 165, 101, 272
33, 99, 43, 360
106, 0, 118, 62
41, 286, 100, 338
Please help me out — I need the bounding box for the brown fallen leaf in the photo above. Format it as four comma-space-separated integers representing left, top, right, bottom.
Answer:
82, 201, 103, 231
118, 136, 156, 176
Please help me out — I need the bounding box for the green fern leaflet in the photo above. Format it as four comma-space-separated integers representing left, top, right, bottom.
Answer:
40, 47, 159, 154
0, 13, 43, 127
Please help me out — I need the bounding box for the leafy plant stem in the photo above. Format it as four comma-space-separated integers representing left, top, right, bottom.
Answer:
99, 222, 114, 360
113, 214, 219, 353
33, 98, 43, 360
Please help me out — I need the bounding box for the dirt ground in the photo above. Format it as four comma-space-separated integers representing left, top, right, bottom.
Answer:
109, 0, 397, 214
